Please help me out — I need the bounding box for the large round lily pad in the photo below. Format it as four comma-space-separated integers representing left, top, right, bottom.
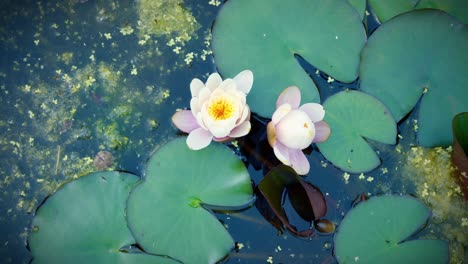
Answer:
368, 0, 468, 24
334, 195, 449, 264
28, 171, 176, 264
360, 9, 468, 147
127, 138, 253, 264
316, 90, 396, 173
212, 0, 366, 117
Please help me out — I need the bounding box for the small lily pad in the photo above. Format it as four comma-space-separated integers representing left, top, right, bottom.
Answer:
28, 171, 177, 264
212, 0, 366, 117
368, 0, 468, 24
334, 195, 449, 264
127, 138, 253, 264
316, 90, 396, 173
360, 9, 468, 147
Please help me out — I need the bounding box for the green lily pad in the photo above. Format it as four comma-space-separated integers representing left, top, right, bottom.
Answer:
360, 10, 468, 147
212, 0, 366, 117
348, 0, 366, 19
28, 171, 177, 264
316, 90, 396, 173
334, 195, 449, 264
368, 0, 468, 24
127, 138, 253, 264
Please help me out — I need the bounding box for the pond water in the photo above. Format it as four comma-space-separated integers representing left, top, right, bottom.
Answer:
0, 0, 466, 263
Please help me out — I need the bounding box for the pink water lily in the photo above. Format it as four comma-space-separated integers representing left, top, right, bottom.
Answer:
172, 70, 253, 150
267, 86, 331, 175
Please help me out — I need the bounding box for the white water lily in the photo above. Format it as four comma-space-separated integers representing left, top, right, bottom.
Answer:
172, 70, 253, 150
267, 86, 331, 175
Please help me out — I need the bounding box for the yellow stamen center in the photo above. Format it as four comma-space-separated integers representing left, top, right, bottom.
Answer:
208, 97, 235, 120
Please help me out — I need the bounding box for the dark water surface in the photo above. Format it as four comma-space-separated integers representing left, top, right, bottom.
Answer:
0, 0, 465, 263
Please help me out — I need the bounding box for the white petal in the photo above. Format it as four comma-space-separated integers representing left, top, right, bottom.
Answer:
273, 142, 291, 166
237, 104, 250, 124
190, 97, 200, 117
218, 78, 236, 91
208, 120, 236, 138
198, 86, 212, 105
233, 70, 253, 94
299, 103, 325, 123
190, 78, 204, 97
271, 103, 292, 125
276, 86, 300, 109
187, 128, 213, 150
228, 121, 251, 138
276, 110, 315, 149
206, 72, 222, 91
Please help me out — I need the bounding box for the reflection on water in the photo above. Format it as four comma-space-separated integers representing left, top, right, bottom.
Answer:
0, 0, 465, 263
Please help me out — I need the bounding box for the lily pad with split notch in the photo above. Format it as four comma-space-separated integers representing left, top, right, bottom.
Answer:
28, 171, 177, 264
212, 0, 366, 117
360, 9, 468, 147
126, 138, 254, 264
334, 195, 449, 264
316, 90, 396, 173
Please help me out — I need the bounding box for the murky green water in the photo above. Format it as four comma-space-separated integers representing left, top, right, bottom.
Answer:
0, 0, 466, 263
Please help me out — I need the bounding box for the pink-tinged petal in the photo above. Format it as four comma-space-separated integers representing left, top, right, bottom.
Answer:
312, 121, 331, 143
233, 70, 253, 94
190, 78, 204, 97
288, 149, 310, 175
228, 121, 251, 138
277, 86, 301, 109
299, 103, 325, 123
273, 142, 291, 166
187, 128, 213, 150
205, 72, 222, 91
267, 122, 276, 147
271, 103, 291, 125
237, 104, 250, 125
213, 136, 230, 142
172, 110, 200, 133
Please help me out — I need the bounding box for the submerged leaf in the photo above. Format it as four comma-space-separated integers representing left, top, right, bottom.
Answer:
452, 112, 468, 200
28, 171, 177, 264
360, 9, 468, 147
257, 165, 327, 237
316, 90, 396, 173
212, 0, 366, 117
334, 195, 449, 264
127, 138, 253, 264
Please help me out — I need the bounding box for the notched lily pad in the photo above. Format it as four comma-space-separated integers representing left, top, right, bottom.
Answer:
28, 171, 176, 264
257, 165, 327, 237
212, 0, 366, 117
126, 138, 253, 264
334, 195, 449, 264
316, 90, 396, 173
360, 9, 468, 147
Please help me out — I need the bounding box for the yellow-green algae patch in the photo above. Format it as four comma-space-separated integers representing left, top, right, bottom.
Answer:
403, 146, 467, 264
136, 0, 200, 44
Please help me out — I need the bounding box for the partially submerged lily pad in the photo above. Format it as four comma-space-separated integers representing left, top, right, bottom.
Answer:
212, 0, 366, 117
360, 9, 468, 147
452, 112, 468, 200
334, 195, 449, 264
126, 138, 253, 264
316, 90, 396, 173
368, 0, 468, 24
28, 171, 177, 264
257, 165, 327, 237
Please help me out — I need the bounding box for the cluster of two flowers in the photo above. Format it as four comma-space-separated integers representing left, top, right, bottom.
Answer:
172, 70, 330, 175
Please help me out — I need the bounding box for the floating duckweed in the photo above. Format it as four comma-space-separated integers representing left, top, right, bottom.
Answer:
136, 0, 200, 44
403, 146, 467, 264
